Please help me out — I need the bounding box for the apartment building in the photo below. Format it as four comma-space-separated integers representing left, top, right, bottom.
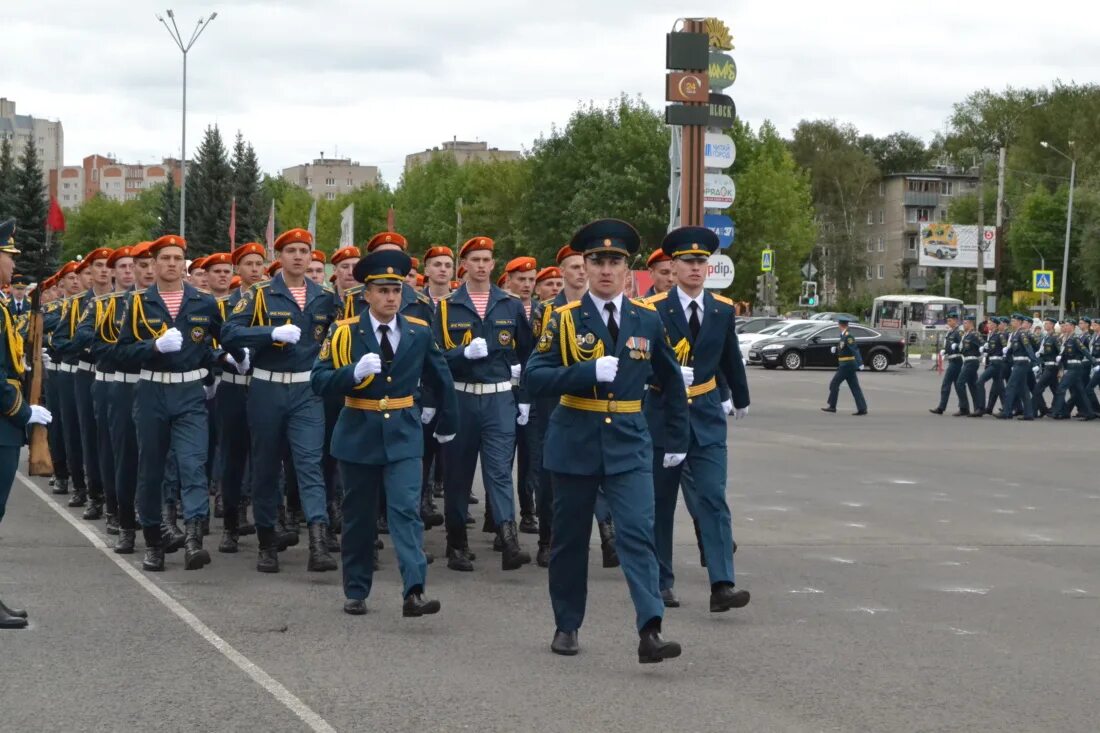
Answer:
56, 155, 182, 209
404, 140, 521, 172
281, 157, 379, 201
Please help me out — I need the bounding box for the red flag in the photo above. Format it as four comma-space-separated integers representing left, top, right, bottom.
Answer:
265, 200, 276, 259
46, 197, 66, 233
228, 197, 237, 250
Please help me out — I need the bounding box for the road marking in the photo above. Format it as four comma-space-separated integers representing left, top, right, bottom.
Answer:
844, 522, 867, 528
947, 627, 980, 635
849, 607, 891, 615
788, 587, 825, 594
939, 587, 991, 594
890, 479, 917, 485
17, 472, 337, 733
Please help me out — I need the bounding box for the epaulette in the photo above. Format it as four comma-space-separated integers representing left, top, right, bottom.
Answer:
216, 294, 231, 302
631, 297, 657, 311
345, 284, 364, 295
254, 281, 270, 290
712, 293, 734, 306
555, 300, 581, 313
131, 288, 147, 296
335, 316, 359, 327
322, 284, 335, 294
405, 316, 429, 327
644, 292, 669, 304
415, 290, 432, 305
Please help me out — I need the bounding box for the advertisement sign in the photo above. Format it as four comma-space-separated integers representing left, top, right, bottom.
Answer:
708, 93, 735, 128
703, 173, 735, 209
917, 223, 997, 269
708, 52, 737, 90
703, 213, 735, 249
705, 253, 735, 289
666, 72, 709, 102
704, 132, 736, 169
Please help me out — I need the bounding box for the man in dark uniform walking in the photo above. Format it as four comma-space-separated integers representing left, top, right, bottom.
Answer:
930, 312, 962, 415
822, 316, 868, 415
954, 314, 985, 417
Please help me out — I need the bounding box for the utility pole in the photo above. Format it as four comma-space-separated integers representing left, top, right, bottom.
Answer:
994, 146, 1006, 293
455, 197, 463, 247
975, 157, 986, 321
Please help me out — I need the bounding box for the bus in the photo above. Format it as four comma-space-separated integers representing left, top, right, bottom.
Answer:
871, 295, 967, 333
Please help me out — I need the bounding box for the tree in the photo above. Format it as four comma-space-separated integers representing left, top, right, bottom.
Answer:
185, 124, 233, 254
153, 176, 181, 239
0, 137, 16, 218
11, 136, 54, 277
230, 132, 265, 244
857, 132, 931, 174
60, 189, 160, 262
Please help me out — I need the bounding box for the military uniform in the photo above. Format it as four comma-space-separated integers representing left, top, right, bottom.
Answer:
977, 318, 1007, 415
999, 315, 1039, 420
1032, 319, 1061, 416
954, 316, 985, 416
42, 294, 71, 494
1051, 319, 1095, 420
823, 318, 868, 414
931, 318, 962, 414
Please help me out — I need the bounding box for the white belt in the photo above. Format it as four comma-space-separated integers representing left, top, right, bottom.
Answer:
251, 368, 310, 384
45, 362, 59, 372
139, 368, 208, 384
76, 361, 94, 372
219, 373, 251, 386
58, 363, 77, 373
114, 372, 142, 384
1013, 357, 1031, 362
95, 371, 114, 381
946, 354, 963, 360
989, 356, 1004, 361
963, 356, 980, 361
1066, 359, 1084, 365
454, 380, 513, 395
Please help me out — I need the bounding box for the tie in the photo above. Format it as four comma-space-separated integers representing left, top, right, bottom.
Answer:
604, 302, 619, 344
688, 301, 701, 342
378, 324, 395, 363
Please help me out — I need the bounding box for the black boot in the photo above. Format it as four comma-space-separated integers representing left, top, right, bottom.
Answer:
219, 508, 239, 554
184, 519, 211, 570
105, 513, 120, 535
82, 497, 104, 521
536, 542, 550, 568
0, 598, 28, 629
519, 513, 539, 535
52, 477, 69, 495
420, 492, 443, 529
201, 515, 210, 537
275, 505, 298, 549
402, 589, 441, 617
307, 523, 338, 572
328, 500, 343, 534
286, 507, 302, 538
213, 492, 224, 519
256, 527, 280, 573
162, 503, 185, 553
446, 544, 475, 571
598, 521, 620, 568
432, 480, 444, 499
377, 514, 390, 535
114, 528, 136, 554
323, 523, 340, 553
499, 521, 531, 571
68, 486, 87, 507
638, 626, 682, 664
482, 512, 497, 534
141, 526, 165, 572
238, 501, 255, 536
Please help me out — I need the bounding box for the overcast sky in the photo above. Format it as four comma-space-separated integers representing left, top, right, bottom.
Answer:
7, 0, 1099, 184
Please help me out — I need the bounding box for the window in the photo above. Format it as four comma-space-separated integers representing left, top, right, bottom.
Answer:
866, 237, 873, 252
816, 326, 841, 340
866, 266, 873, 280
866, 210, 873, 225
877, 264, 885, 279
907, 207, 933, 223
325, 177, 335, 186
938, 209, 948, 222
878, 209, 884, 224
879, 181, 885, 197
347, 178, 354, 186
917, 267, 927, 277
907, 235, 917, 252
306, 177, 312, 185
877, 236, 885, 252
325, 192, 336, 200
848, 326, 876, 338
942, 181, 954, 196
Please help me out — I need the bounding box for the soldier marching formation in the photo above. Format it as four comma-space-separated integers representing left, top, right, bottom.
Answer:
0, 216, 752, 664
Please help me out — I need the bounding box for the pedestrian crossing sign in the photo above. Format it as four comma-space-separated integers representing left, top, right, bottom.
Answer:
761, 249, 773, 273
1032, 270, 1054, 293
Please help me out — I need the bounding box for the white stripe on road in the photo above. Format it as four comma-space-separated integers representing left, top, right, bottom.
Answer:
16, 472, 337, 733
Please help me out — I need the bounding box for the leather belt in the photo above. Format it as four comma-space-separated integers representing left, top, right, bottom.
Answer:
560, 394, 642, 414
219, 373, 251, 386
251, 368, 311, 384
94, 371, 114, 381
837, 356, 855, 362
687, 376, 717, 398
454, 380, 513, 395
344, 395, 415, 411
76, 361, 94, 372
139, 368, 208, 384
946, 354, 963, 360
114, 373, 142, 384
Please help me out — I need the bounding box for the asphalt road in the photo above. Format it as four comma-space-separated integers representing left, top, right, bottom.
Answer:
2, 364, 1098, 732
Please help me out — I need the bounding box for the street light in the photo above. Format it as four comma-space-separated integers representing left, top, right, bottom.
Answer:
1039, 140, 1075, 320
156, 10, 218, 238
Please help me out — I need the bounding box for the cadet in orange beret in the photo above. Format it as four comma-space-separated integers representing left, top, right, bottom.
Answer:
645, 250, 674, 297
188, 256, 209, 291
130, 242, 156, 289
232, 243, 267, 292
308, 250, 327, 286
503, 255, 540, 534
42, 263, 84, 503
534, 266, 564, 303
204, 253, 234, 299
422, 245, 454, 305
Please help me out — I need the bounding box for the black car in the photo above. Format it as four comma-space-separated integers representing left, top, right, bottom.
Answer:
747, 323, 906, 372
735, 316, 783, 335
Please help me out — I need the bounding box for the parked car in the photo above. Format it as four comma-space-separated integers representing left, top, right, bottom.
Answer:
809, 312, 861, 323
747, 323, 905, 371
735, 316, 783, 335
739, 320, 820, 360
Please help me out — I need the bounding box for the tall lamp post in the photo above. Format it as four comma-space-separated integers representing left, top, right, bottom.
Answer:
1039, 140, 1075, 319
156, 9, 218, 238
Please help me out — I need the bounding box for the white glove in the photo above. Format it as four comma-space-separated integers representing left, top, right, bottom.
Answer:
28, 405, 53, 425
434, 433, 456, 444
1055, 355, 1062, 363
858, 365, 864, 371
721, 399, 734, 415
663, 452, 687, 468
421, 407, 436, 424
939, 349, 945, 357
234, 348, 250, 375
980, 344, 988, 353
463, 337, 488, 360
734, 406, 749, 420
354, 353, 382, 381
155, 328, 183, 354
41, 348, 52, 368
1092, 366, 1099, 375
680, 366, 694, 387
510, 363, 522, 381
516, 403, 530, 426
1032, 366, 1041, 377
1002, 346, 1010, 355
271, 324, 301, 344
595, 356, 619, 383
950, 343, 958, 351
204, 383, 218, 400
830, 346, 836, 354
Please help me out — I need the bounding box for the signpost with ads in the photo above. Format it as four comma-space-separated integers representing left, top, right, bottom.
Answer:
703, 213, 735, 250
703, 173, 735, 209
704, 132, 736, 168
704, 253, 735, 289
917, 223, 998, 269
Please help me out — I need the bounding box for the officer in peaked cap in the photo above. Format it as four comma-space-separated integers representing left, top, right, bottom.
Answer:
930, 311, 963, 415
1050, 317, 1094, 420
999, 313, 1039, 420
1032, 315, 1061, 417
954, 314, 986, 417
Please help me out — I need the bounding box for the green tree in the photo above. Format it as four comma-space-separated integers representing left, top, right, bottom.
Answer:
230, 132, 265, 243
263, 174, 312, 241
185, 124, 233, 254
153, 176, 181, 239
0, 137, 16, 218
11, 136, 54, 277
60, 193, 156, 261
393, 154, 468, 249
317, 183, 393, 254
857, 132, 931, 174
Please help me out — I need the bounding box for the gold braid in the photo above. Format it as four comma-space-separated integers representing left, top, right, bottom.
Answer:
131, 292, 166, 340
95, 296, 119, 344
672, 337, 692, 366
557, 308, 604, 366
3, 305, 25, 377
330, 321, 373, 390
438, 298, 472, 351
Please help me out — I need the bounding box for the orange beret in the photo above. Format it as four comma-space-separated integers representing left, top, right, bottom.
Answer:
450, 280, 460, 289
415, 274, 425, 287
59, 261, 80, 277
456, 265, 467, 279
496, 273, 506, 287
85, 247, 113, 264
274, 228, 312, 251
365, 231, 408, 252
556, 245, 580, 264
205, 252, 233, 268
646, 250, 672, 268
266, 260, 282, 276
230, 275, 242, 289
188, 256, 208, 273
107, 246, 133, 266
150, 234, 187, 254
505, 256, 537, 274
131, 241, 153, 259
311, 250, 327, 263
75, 258, 91, 273
536, 266, 562, 283
424, 245, 453, 261
408, 257, 420, 272
232, 243, 266, 266
331, 246, 360, 265
459, 236, 494, 259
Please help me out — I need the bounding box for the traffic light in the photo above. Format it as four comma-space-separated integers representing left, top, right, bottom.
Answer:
799, 280, 818, 308
756, 275, 765, 302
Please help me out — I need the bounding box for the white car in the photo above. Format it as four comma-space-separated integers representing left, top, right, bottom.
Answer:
738, 320, 819, 360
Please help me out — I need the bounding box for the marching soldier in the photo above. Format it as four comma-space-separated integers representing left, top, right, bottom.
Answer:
644, 226, 750, 612
534, 266, 563, 303
1086, 319, 1100, 414
187, 257, 209, 290
954, 314, 985, 417
41, 272, 72, 496
821, 316, 868, 415
1032, 316, 1061, 417
930, 311, 962, 415
307, 250, 327, 286
1050, 318, 1095, 421
418, 245, 453, 528
311, 249, 459, 616
977, 316, 1008, 415
504, 256, 539, 534
998, 314, 1039, 420
526, 218, 688, 662
645, 249, 675, 296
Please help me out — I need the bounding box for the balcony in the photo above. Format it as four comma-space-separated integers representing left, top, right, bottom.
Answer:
904, 191, 940, 207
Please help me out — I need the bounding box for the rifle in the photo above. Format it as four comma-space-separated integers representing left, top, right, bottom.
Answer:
25, 280, 53, 476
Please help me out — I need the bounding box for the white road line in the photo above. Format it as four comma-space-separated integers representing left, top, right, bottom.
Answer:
17, 472, 337, 733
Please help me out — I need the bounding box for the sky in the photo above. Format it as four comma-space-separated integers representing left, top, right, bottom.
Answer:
6, 0, 1100, 185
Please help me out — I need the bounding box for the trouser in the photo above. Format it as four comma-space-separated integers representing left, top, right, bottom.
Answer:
74, 369, 102, 497
246, 381, 327, 529
163, 449, 182, 507
653, 441, 734, 591
549, 470, 664, 633
0, 445, 19, 525
954, 360, 984, 414
936, 358, 962, 411
978, 359, 1005, 412
1052, 367, 1094, 418
515, 422, 535, 518
1003, 363, 1035, 418
322, 391, 342, 506
1032, 365, 1060, 414
340, 458, 426, 601
421, 419, 444, 494
215, 381, 250, 518
92, 376, 117, 517
827, 362, 867, 412
205, 395, 217, 485
134, 380, 210, 527
109, 378, 139, 530
1086, 368, 1100, 413
55, 370, 86, 489
44, 370, 69, 481
443, 390, 517, 548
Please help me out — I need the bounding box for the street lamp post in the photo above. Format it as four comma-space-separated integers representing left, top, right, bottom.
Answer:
1039, 140, 1075, 320
156, 9, 217, 239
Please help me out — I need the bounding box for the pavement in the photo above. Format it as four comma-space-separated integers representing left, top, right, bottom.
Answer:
2, 364, 1098, 732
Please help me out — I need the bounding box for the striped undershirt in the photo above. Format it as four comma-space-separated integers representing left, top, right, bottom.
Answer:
523, 302, 532, 321
160, 289, 184, 320
288, 286, 307, 310
468, 290, 490, 319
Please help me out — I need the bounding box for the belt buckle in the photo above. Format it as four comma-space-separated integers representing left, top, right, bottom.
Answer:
378, 397, 389, 410
607, 400, 618, 413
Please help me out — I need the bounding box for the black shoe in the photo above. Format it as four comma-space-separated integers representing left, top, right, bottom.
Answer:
256, 527, 280, 573
237, 503, 256, 536
0, 598, 28, 619
327, 500, 343, 534
82, 500, 104, 521
820, 407, 836, 413
213, 493, 224, 519
51, 478, 69, 495
419, 495, 444, 529
446, 545, 475, 572
377, 515, 390, 535
183, 519, 211, 570
996, 411, 1012, 420
951, 411, 970, 417
105, 513, 120, 535
323, 523, 340, 553
307, 523, 338, 572
968, 412, 984, 418
218, 529, 239, 554
598, 521, 619, 568
68, 489, 87, 507
432, 481, 444, 499
467, 492, 479, 505
929, 408, 944, 415
536, 543, 550, 568
1075, 415, 1096, 421
201, 515, 210, 537
499, 521, 531, 570
710, 584, 751, 612
465, 515, 476, 526
1017, 416, 1034, 421
551, 629, 579, 656
141, 526, 165, 572
343, 599, 367, 616
638, 629, 681, 664
114, 528, 136, 554
1052, 414, 1069, 420
0, 604, 28, 629
276, 506, 299, 549
661, 588, 680, 608
853, 410, 868, 416
519, 514, 539, 535
162, 504, 185, 553
402, 592, 441, 617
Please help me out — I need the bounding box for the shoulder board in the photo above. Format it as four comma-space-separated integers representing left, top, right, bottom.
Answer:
335, 316, 359, 327
630, 297, 657, 311
322, 284, 335, 294
216, 294, 231, 302
415, 291, 432, 305
645, 292, 669, 304
131, 288, 147, 296
712, 293, 734, 306
345, 284, 364, 296
555, 300, 581, 313
405, 316, 429, 327
254, 281, 270, 290
93, 293, 114, 303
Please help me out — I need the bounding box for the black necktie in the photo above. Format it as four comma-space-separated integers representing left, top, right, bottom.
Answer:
688, 301, 701, 342
604, 302, 619, 344
378, 324, 395, 363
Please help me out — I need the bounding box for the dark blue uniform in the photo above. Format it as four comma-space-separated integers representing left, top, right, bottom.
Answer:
1051, 330, 1094, 419
934, 324, 963, 412
954, 324, 985, 415
977, 325, 1007, 414
48, 294, 88, 504
1032, 327, 1061, 416
213, 288, 254, 544
826, 325, 867, 413
42, 298, 71, 492
1086, 329, 1100, 413
1000, 324, 1039, 419
0, 299, 32, 526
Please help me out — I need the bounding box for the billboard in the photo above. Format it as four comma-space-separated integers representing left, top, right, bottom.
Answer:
917, 223, 996, 269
